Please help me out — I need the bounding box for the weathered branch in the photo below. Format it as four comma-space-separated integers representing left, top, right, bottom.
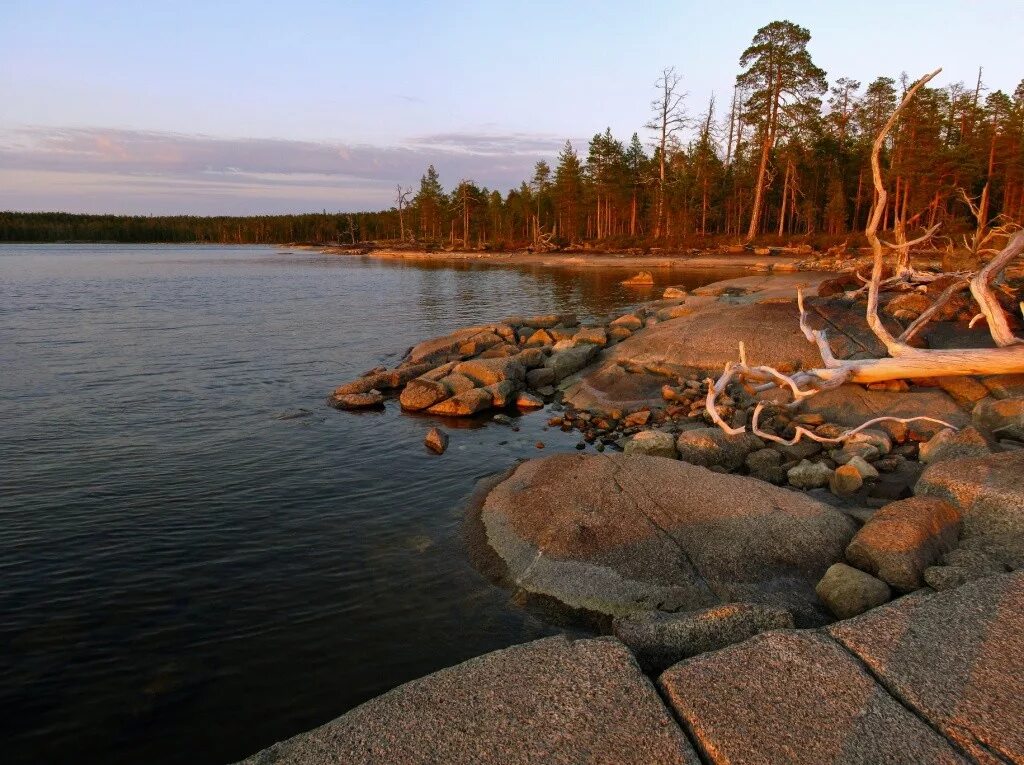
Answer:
969, 229, 1024, 346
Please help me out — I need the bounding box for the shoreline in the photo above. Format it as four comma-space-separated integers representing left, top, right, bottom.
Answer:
304, 244, 806, 272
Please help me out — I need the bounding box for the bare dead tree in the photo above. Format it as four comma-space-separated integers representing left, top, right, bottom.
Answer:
645, 67, 687, 240
394, 185, 413, 242
703, 68, 1024, 445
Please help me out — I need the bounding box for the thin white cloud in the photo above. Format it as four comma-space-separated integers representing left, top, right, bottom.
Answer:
0, 126, 573, 213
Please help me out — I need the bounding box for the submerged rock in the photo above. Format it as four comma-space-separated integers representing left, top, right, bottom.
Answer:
330, 391, 384, 409
424, 427, 449, 454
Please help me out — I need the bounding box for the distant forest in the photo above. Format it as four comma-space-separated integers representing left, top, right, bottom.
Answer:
5, 20, 1023, 249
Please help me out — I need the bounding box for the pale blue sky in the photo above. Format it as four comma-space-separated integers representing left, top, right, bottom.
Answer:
2, 0, 1022, 214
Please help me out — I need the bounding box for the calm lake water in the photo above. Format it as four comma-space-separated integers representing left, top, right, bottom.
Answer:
0, 244, 743, 765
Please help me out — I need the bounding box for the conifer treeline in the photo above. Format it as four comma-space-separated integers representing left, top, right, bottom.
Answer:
4, 20, 1023, 248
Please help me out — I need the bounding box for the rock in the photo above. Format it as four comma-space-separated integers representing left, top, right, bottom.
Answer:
407, 324, 512, 364
829, 572, 1024, 763
610, 314, 644, 331
624, 430, 678, 459
845, 455, 879, 479
845, 497, 962, 592
675, 428, 764, 471
829, 464, 863, 496
935, 375, 991, 408
744, 448, 785, 484
456, 357, 527, 387
655, 305, 694, 321
662, 286, 687, 298
607, 326, 633, 342
523, 328, 554, 348
330, 390, 384, 409
515, 391, 544, 409
622, 410, 650, 428
240, 636, 698, 765
884, 290, 932, 319
492, 413, 513, 425
400, 378, 451, 412
658, 631, 966, 765
572, 326, 607, 346
613, 603, 793, 673
424, 427, 448, 454
845, 428, 892, 456
831, 442, 880, 465
521, 314, 560, 329
919, 425, 992, 463
973, 395, 1024, 434
525, 367, 556, 388
773, 439, 822, 462
815, 563, 891, 619
915, 452, 1024, 537
787, 459, 833, 489
543, 344, 597, 381
514, 347, 546, 368
426, 388, 492, 417
621, 271, 655, 286
802, 385, 969, 437
482, 380, 517, 408
437, 372, 478, 396
478, 454, 857, 623
981, 373, 1024, 399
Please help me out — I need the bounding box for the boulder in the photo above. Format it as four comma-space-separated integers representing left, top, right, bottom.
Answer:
610, 314, 644, 331
478, 454, 857, 623
744, 448, 785, 484
521, 314, 560, 329
918, 425, 992, 463
802, 385, 969, 437
829, 572, 1024, 763
787, 459, 833, 489
613, 603, 793, 673
981, 373, 1024, 399
543, 344, 598, 381
829, 464, 863, 496
407, 324, 512, 364
973, 396, 1024, 434
524, 328, 554, 347
515, 347, 546, 368
815, 563, 891, 619
515, 391, 544, 409
525, 367, 556, 389
330, 390, 384, 409
240, 636, 697, 765
424, 427, 448, 454
483, 380, 517, 408
675, 428, 764, 471
454, 357, 526, 387
607, 326, 633, 342
621, 271, 655, 286
624, 430, 678, 459
845, 455, 879, 479
915, 452, 1024, 537
658, 631, 966, 765
662, 286, 687, 298
845, 497, 962, 592
426, 388, 492, 417
572, 326, 608, 346
399, 377, 450, 411
655, 304, 694, 322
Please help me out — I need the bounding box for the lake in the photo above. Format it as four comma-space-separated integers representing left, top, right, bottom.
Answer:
0, 244, 743, 764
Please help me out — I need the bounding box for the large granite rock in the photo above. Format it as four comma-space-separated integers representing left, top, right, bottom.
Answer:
845, 497, 962, 592
478, 454, 857, 623
659, 631, 968, 765
801, 385, 969, 436
915, 452, 1024, 537
406, 324, 513, 364
815, 562, 892, 619
675, 428, 764, 471
239, 636, 698, 765
829, 572, 1024, 764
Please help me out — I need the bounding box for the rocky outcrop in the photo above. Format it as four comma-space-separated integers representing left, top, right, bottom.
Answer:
478, 453, 857, 623
915, 451, 1024, 537
845, 497, 961, 592
659, 630, 969, 764
240, 636, 698, 765
613, 602, 793, 673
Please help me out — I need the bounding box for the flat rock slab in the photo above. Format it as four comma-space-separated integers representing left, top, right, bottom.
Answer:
801, 384, 969, 433
829, 571, 1024, 764
915, 451, 1024, 537
659, 631, 967, 765
479, 454, 857, 623
239, 636, 697, 765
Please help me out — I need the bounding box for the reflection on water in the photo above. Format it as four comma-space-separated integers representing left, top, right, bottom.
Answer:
0, 244, 744, 765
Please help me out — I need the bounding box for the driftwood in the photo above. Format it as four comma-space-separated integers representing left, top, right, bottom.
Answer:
706, 68, 1024, 444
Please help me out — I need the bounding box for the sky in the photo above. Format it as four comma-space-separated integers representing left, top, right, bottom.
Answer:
2, 0, 1023, 215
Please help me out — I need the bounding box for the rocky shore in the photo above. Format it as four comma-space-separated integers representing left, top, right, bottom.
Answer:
244, 266, 1023, 763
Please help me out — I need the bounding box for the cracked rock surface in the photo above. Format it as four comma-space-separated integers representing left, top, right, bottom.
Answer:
479, 453, 858, 624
